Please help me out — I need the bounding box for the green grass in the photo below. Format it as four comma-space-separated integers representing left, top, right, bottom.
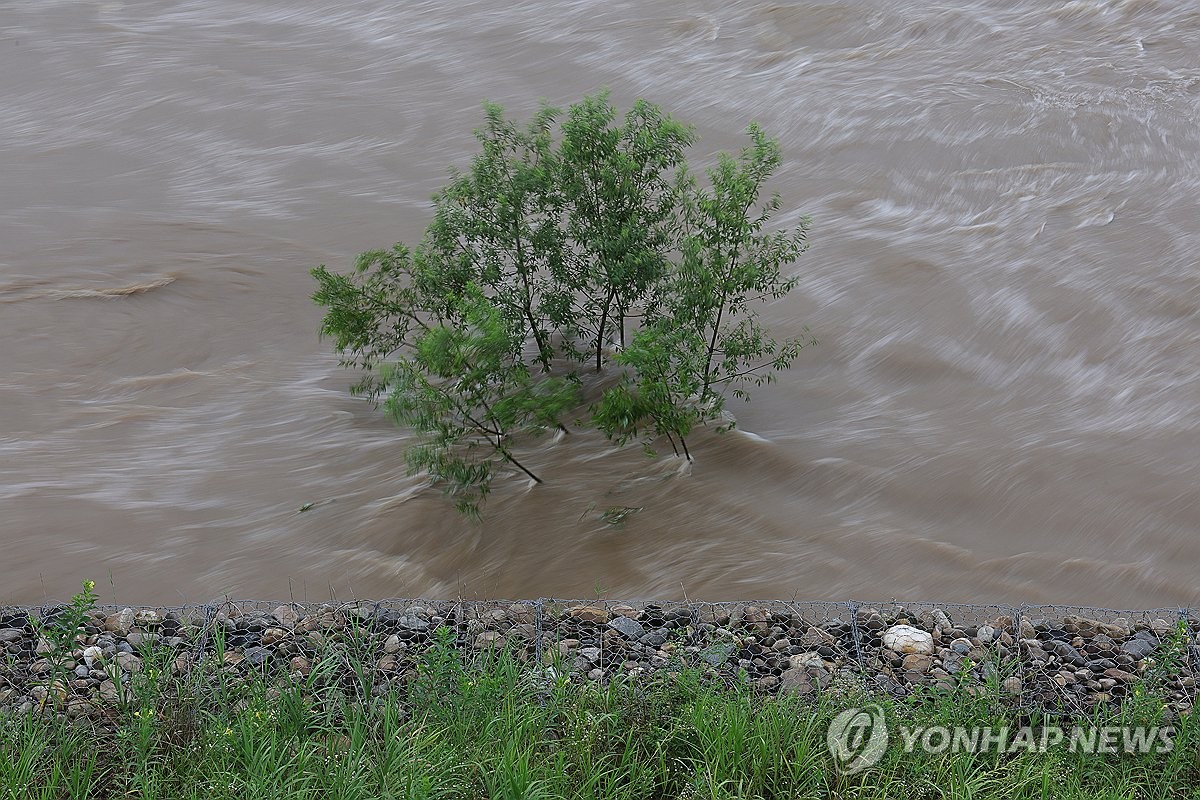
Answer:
3, 630, 1199, 799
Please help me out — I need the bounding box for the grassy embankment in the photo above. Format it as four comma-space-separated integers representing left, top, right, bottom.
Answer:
3, 623, 1199, 800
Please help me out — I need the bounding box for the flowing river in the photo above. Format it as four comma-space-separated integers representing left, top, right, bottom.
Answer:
3, 0, 1199, 607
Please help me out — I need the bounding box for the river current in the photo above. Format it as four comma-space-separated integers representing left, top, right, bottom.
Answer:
3, 0, 1199, 607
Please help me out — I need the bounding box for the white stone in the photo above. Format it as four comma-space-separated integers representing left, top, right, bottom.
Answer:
82, 645, 104, 668
882, 624, 934, 655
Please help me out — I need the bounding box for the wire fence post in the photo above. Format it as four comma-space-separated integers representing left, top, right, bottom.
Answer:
534, 598, 545, 671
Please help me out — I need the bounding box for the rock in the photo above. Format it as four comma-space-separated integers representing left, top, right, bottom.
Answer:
34, 636, 54, 655
0, 628, 24, 644
222, 651, 244, 667
1122, 638, 1156, 660
243, 647, 270, 667
290, 656, 310, 676
950, 638, 973, 654
756, 675, 780, 690
770, 637, 792, 652
104, 609, 136, 636
607, 616, 645, 640
587, 668, 605, 681
882, 625, 934, 655
798, 626, 837, 648
126, 632, 160, 648
640, 631, 667, 648
273, 605, 300, 628
66, 698, 92, 719
789, 651, 825, 670
779, 668, 814, 695
31, 681, 68, 708
384, 634, 402, 653
1051, 642, 1087, 667
1103, 668, 1138, 683
474, 632, 506, 650
260, 628, 287, 646
134, 610, 161, 627
902, 653, 933, 673
579, 647, 603, 664
376, 655, 397, 672
700, 642, 736, 667
397, 615, 430, 632
569, 606, 610, 625
1150, 618, 1174, 636
1002, 676, 1023, 695
116, 652, 142, 674
977, 625, 996, 644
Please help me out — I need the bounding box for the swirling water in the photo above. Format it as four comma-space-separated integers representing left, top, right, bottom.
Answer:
2, 0, 1199, 606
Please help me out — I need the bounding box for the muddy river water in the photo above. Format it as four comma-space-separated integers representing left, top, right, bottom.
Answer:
3, 0, 1199, 607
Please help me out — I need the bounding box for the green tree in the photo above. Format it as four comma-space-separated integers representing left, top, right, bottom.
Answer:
313, 95, 813, 514
555, 93, 695, 371
592, 123, 814, 459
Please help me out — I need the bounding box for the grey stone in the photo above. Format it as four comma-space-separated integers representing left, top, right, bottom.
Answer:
272, 605, 300, 628
1122, 638, 1155, 660
700, 642, 736, 667
0, 629, 23, 644
579, 647, 602, 664
1051, 642, 1087, 667
607, 616, 645, 640
639, 632, 667, 648
398, 615, 430, 632
243, 647, 270, 666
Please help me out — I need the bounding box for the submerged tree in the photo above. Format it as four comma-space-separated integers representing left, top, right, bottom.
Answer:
313, 94, 815, 514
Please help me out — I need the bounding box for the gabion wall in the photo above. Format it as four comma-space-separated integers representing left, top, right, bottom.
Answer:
1, 599, 1196, 719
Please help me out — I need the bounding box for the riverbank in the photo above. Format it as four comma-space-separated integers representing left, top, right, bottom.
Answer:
2, 598, 1196, 719
4, 598, 1200, 797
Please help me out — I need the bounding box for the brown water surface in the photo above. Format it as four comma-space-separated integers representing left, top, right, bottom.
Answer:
3, 0, 1199, 607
